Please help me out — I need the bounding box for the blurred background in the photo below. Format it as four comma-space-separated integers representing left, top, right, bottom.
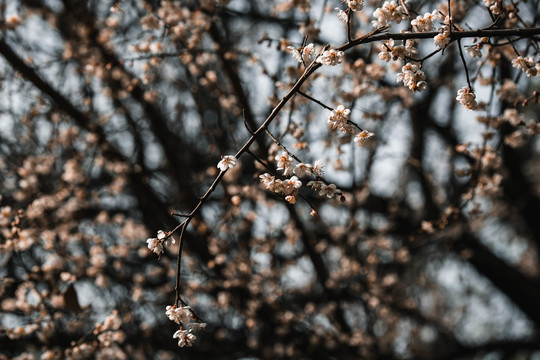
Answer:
1, 0, 540, 359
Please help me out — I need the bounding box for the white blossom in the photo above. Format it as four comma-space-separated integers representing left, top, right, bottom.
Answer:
217, 155, 237, 171
287, 43, 314, 64
166, 305, 193, 324
282, 176, 302, 195
146, 230, 173, 255
396, 63, 427, 92
259, 173, 276, 187
287, 46, 303, 63
512, 56, 538, 77
379, 51, 391, 62
301, 43, 315, 63
307, 180, 324, 191
319, 183, 338, 198
512, 56, 529, 71
146, 237, 163, 255
328, 105, 352, 132
173, 329, 197, 347
317, 49, 344, 66
372, 1, 406, 28
434, 30, 451, 49
294, 163, 313, 177
378, 38, 418, 62
466, 46, 483, 58
354, 130, 375, 145
260, 173, 302, 203
456, 87, 478, 110
313, 160, 325, 176
411, 11, 440, 32
484, 0, 502, 15
275, 152, 293, 176
346, 0, 364, 11
336, 8, 348, 22
285, 195, 297, 204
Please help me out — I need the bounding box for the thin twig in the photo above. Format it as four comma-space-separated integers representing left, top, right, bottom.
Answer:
457, 38, 473, 90
265, 129, 303, 163
171, 213, 190, 218
243, 109, 255, 134
159, 23, 540, 317
297, 90, 334, 110
347, 9, 353, 43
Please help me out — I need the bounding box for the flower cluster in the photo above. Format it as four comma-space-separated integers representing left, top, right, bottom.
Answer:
327, 106, 375, 145
456, 87, 478, 110
354, 130, 375, 144
275, 152, 294, 176
146, 230, 171, 256
287, 43, 314, 64
372, 1, 406, 28
512, 56, 540, 77
336, 8, 349, 22
396, 63, 427, 92
165, 304, 207, 347
259, 156, 341, 202
173, 329, 197, 347
378, 39, 418, 62
166, 304, 193, 324
217, 155, 237, 171
294, 162, 313, 176
328, 105, 353, 133
410, 10, 440, 32
466, 45, 483, 58
345, 0, 363, 11
317, 49, 344, 66
259, 173, 302, 204
336, 0, 364, 21
484, 0, 502, 15
434, 28, 451, 49
306, 179, 340, 198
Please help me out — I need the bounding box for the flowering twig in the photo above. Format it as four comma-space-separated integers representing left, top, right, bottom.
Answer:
166, 58, 323, 305
245, 150, 319, 211
153, 21, 540, 345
